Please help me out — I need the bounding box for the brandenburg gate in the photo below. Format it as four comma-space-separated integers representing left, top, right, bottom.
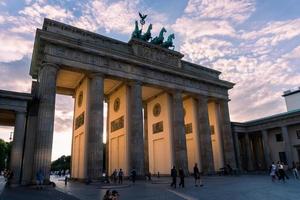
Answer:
3, 18, 237, 184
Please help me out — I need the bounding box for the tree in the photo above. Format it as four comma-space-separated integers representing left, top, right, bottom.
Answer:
0, 139, 11, 171
51, 155, 71, 172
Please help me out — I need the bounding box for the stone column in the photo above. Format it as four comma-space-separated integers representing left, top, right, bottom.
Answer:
261, 130, 272, 168
10, 111, 26, 184
245, 133, 254, 171
22, 81, 39, 185
219, 100, 236, 168
143, 103, 149, 174
171, 91, 189, 174
233, 131, 242, 170
105, 98, 110, 174
33, 63, 59, 182
281, 126, 293, 167
86, 73, 104, 179
196, 95, 214, 173
128, 81, 145, 176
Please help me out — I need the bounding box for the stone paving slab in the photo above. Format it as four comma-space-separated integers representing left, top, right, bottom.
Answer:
1, 175, 300, 200
0, 186, 80, 200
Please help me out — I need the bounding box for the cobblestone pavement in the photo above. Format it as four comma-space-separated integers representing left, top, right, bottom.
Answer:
54, 174, 300, 200
1, 175, 300, 200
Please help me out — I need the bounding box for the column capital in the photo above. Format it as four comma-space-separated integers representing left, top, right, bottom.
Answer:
168, 89, 183, 97
41, 62, 60, 71
127, 80, 142, 86
196, 94, 209, 102
15, 110, 26, 115
87, 72, 105, 79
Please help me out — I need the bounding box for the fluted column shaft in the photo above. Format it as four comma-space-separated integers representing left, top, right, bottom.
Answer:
281, 126, 292, 167
86, 73, 104, 179
10, 111, 26, 184
261, 130, 272, 168
128, 81, 145, 176
33, 63, 58, 182
219, 100, 236, 168
172, 91, 189, 174
197, 95, 214, 173
245, 133, 254, 171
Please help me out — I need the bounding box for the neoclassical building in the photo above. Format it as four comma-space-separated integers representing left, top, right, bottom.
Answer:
232, 89, 300, 171
0, 18, 237, 185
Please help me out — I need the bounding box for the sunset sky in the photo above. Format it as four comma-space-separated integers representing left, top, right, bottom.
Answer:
0, 0, 300, 160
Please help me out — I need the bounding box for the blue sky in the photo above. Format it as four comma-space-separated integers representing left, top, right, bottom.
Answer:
0, 0, 300, 160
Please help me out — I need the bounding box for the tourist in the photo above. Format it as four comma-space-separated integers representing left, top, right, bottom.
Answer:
36, 169, 44, 189
64, 175, 68, 186
269, 162, 277, 182
193, 163, 201, 187
118, 169, 124, 184
292, 161, 299, 179
178, 168, 185, 188
111, 190, 119, 200
131, 168, 137, 183
277, 161, 286, 182
112, 169, 118, 184
103, 190, 112, 200
146, 172, 152, 181
170, 166, 177, 188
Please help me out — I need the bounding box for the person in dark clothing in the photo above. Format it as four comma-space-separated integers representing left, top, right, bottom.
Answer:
118, 169, 124, 184
131, 168, 137, 183
170, 166, 177, 188
193, 163, 201, 186
178, 168, 185, 188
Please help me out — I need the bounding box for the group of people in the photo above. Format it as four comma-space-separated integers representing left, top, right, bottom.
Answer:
170, 163, 203, 188
103, 189, 119, 200
111, 169, 124, 184
269, 161, 299, 182
111, 168, 138, 184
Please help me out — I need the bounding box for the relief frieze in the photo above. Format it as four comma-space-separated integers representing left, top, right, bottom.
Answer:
153, 121, 163, 134
111, 116, 124, 132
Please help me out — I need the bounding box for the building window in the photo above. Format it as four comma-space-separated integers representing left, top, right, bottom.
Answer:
279, 152, 287, 165
296, 130, 300, 139
276, 133, 283, 142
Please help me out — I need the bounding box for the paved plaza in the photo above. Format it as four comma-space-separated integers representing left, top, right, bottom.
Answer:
0, 175, 300, 200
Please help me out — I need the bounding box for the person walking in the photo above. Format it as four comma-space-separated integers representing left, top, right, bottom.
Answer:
277, 161, 285, 182
118, 169, 124, 184
269, 162, 277, 182
131, 168, 137, 183
193, 163, 202, 187
178, 168, 185, 188
170, 166, 177, 188
112, 169, 118, 184
292, 161, 299, 179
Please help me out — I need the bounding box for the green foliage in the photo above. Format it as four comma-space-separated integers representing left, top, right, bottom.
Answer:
0, 139, 11, 171
51, 155, 71, 171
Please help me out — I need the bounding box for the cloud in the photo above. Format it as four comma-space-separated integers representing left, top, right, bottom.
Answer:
180, 37, 236, 64
0, 32, 33, 62
172, 0, 300, 122
184, 0, 255, 23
